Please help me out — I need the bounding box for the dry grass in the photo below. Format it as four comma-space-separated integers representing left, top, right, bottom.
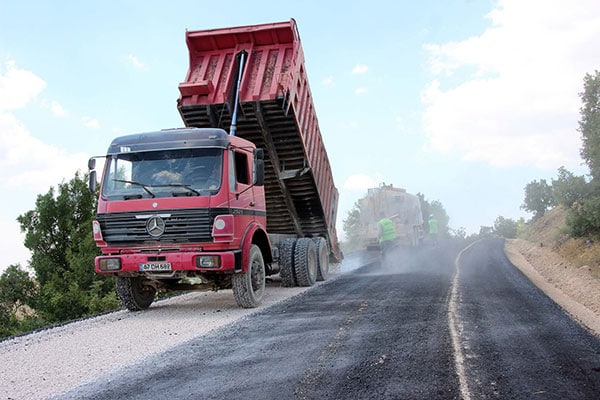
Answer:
522, 205, 570, 249
521, 205, 600, 280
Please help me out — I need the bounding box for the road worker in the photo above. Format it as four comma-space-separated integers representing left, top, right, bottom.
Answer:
378, 213, 398, 263
428, 214, 439, 245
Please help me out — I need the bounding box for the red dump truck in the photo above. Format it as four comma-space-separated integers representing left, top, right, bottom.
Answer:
88, 19, 341, 310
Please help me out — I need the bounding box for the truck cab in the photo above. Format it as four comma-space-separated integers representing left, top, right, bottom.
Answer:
89, 128, 271, 309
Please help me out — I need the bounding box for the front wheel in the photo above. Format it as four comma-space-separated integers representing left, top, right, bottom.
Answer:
232, 244, 266, 308
116, 276, 156, 311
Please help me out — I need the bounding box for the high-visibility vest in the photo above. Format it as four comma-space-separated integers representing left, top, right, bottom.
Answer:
378, 218, 397, 243
428, 218, 439, 234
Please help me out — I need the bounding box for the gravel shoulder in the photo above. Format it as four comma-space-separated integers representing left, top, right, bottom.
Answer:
0, 278, 337, 400
505, 238, 600, 337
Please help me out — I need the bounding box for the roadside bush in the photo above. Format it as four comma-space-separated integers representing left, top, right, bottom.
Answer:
552, 167, 588, 207
566, 195, 600, 237
493, 216, 519, 238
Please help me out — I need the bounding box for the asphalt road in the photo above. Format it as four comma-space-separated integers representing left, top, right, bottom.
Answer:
56, 238, 600, 400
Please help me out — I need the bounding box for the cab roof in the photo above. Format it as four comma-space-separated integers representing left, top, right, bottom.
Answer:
106, 128, 239, 154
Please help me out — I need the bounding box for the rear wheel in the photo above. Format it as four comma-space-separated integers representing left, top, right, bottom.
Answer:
116, 277, 156, 311
312, 237, 330, 281
294, 238, 317, 287
232, 245, 266, 308
279, 238, 297, 287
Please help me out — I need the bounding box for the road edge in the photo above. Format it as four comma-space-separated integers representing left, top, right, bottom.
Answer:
504, 239, 600, 337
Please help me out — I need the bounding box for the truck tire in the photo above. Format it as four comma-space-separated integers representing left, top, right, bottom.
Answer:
116, 277, 156, 311
232, 244, 266, 308
294, 238, 317, 287
312, 237, 329, 281
279, 238, 297, 287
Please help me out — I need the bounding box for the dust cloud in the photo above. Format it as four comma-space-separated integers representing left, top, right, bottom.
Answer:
340, 241, 444, 276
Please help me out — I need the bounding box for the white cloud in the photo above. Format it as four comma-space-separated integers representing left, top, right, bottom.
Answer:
355, 87, 368, 95
343, 173, 384, 191
0, 60, 93, 270
0, 112, 89, 190
42, 99, 68, 117
422, 0, 600, 169
0, 60, 46, 110
82, 116, 100, 129
127, 54, 148, 70
322, 76, 334, 86
0, 219, 30, 270
352, 64, 368, 74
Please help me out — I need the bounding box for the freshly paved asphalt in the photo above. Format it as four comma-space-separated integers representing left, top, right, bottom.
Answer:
56, 238, 600, 400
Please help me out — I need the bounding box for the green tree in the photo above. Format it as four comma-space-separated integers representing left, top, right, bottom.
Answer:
450, 227, 467, 239
479, 226, 493, 236
342, 201, 364, 252
579, 70, 600, 181
429, 200, 449, 235
522, 179, 556, 220
0, 265, 37, 309
0, 264, 38, 337
552, 166, 588, 207
561, 72, 600, 238
566, 196, 600, 237
493, 216, 518, 238
17, 172, 117, 323
418, 194, 450, 237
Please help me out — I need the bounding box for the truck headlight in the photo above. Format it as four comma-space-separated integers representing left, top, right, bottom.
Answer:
196, 256, 220, 268
98, 258, 121, 271
212, 215, 234, 241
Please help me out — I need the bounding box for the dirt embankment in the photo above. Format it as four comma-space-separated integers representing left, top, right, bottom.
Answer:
505, 238, 600, 336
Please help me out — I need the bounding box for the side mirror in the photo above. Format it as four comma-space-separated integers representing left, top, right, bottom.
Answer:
88, 157, 96, 170
88, 170, 97, 193
253, 148, 264, 186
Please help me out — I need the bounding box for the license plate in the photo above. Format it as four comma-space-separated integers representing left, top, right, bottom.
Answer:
139, 262, 172, 272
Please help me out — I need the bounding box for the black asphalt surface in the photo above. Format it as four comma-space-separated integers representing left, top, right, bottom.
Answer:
56, 238, 600, 400
456, 238, 600, 398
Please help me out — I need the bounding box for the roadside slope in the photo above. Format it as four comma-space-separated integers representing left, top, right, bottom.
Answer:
504, 208, 600, 336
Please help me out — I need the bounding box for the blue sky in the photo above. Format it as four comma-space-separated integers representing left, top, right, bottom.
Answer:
1, 0, 598, 271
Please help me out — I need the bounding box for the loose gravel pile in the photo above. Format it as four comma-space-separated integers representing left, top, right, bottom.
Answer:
0, 281, 331, 400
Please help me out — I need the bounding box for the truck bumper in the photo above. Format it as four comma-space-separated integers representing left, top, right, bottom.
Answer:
95, 251, 240, 274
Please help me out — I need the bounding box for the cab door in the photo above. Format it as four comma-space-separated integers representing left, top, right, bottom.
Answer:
228, 147, 257, 225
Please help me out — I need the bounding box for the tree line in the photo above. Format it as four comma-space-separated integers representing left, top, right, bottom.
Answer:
0, 173, 118, 338
521, 71, 600, 237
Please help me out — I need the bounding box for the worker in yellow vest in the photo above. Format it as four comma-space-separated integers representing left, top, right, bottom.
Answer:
428, 214, 439, 245
378, 214, 398, 262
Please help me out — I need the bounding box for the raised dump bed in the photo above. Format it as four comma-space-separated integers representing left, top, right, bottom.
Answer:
178, 19, 341, 260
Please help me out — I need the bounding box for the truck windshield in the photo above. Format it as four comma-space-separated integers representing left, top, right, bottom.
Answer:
101, 148, 223, 199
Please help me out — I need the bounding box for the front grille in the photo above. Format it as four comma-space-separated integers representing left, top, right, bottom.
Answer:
97, 208, 224, 246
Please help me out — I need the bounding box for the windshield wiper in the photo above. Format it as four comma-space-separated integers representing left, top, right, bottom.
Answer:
154, 183, 201, 196
123, 194, 143, 200
113, 179, 156, 198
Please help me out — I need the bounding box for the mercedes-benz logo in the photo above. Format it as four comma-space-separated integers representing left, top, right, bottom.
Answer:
146, 216, 166, 238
